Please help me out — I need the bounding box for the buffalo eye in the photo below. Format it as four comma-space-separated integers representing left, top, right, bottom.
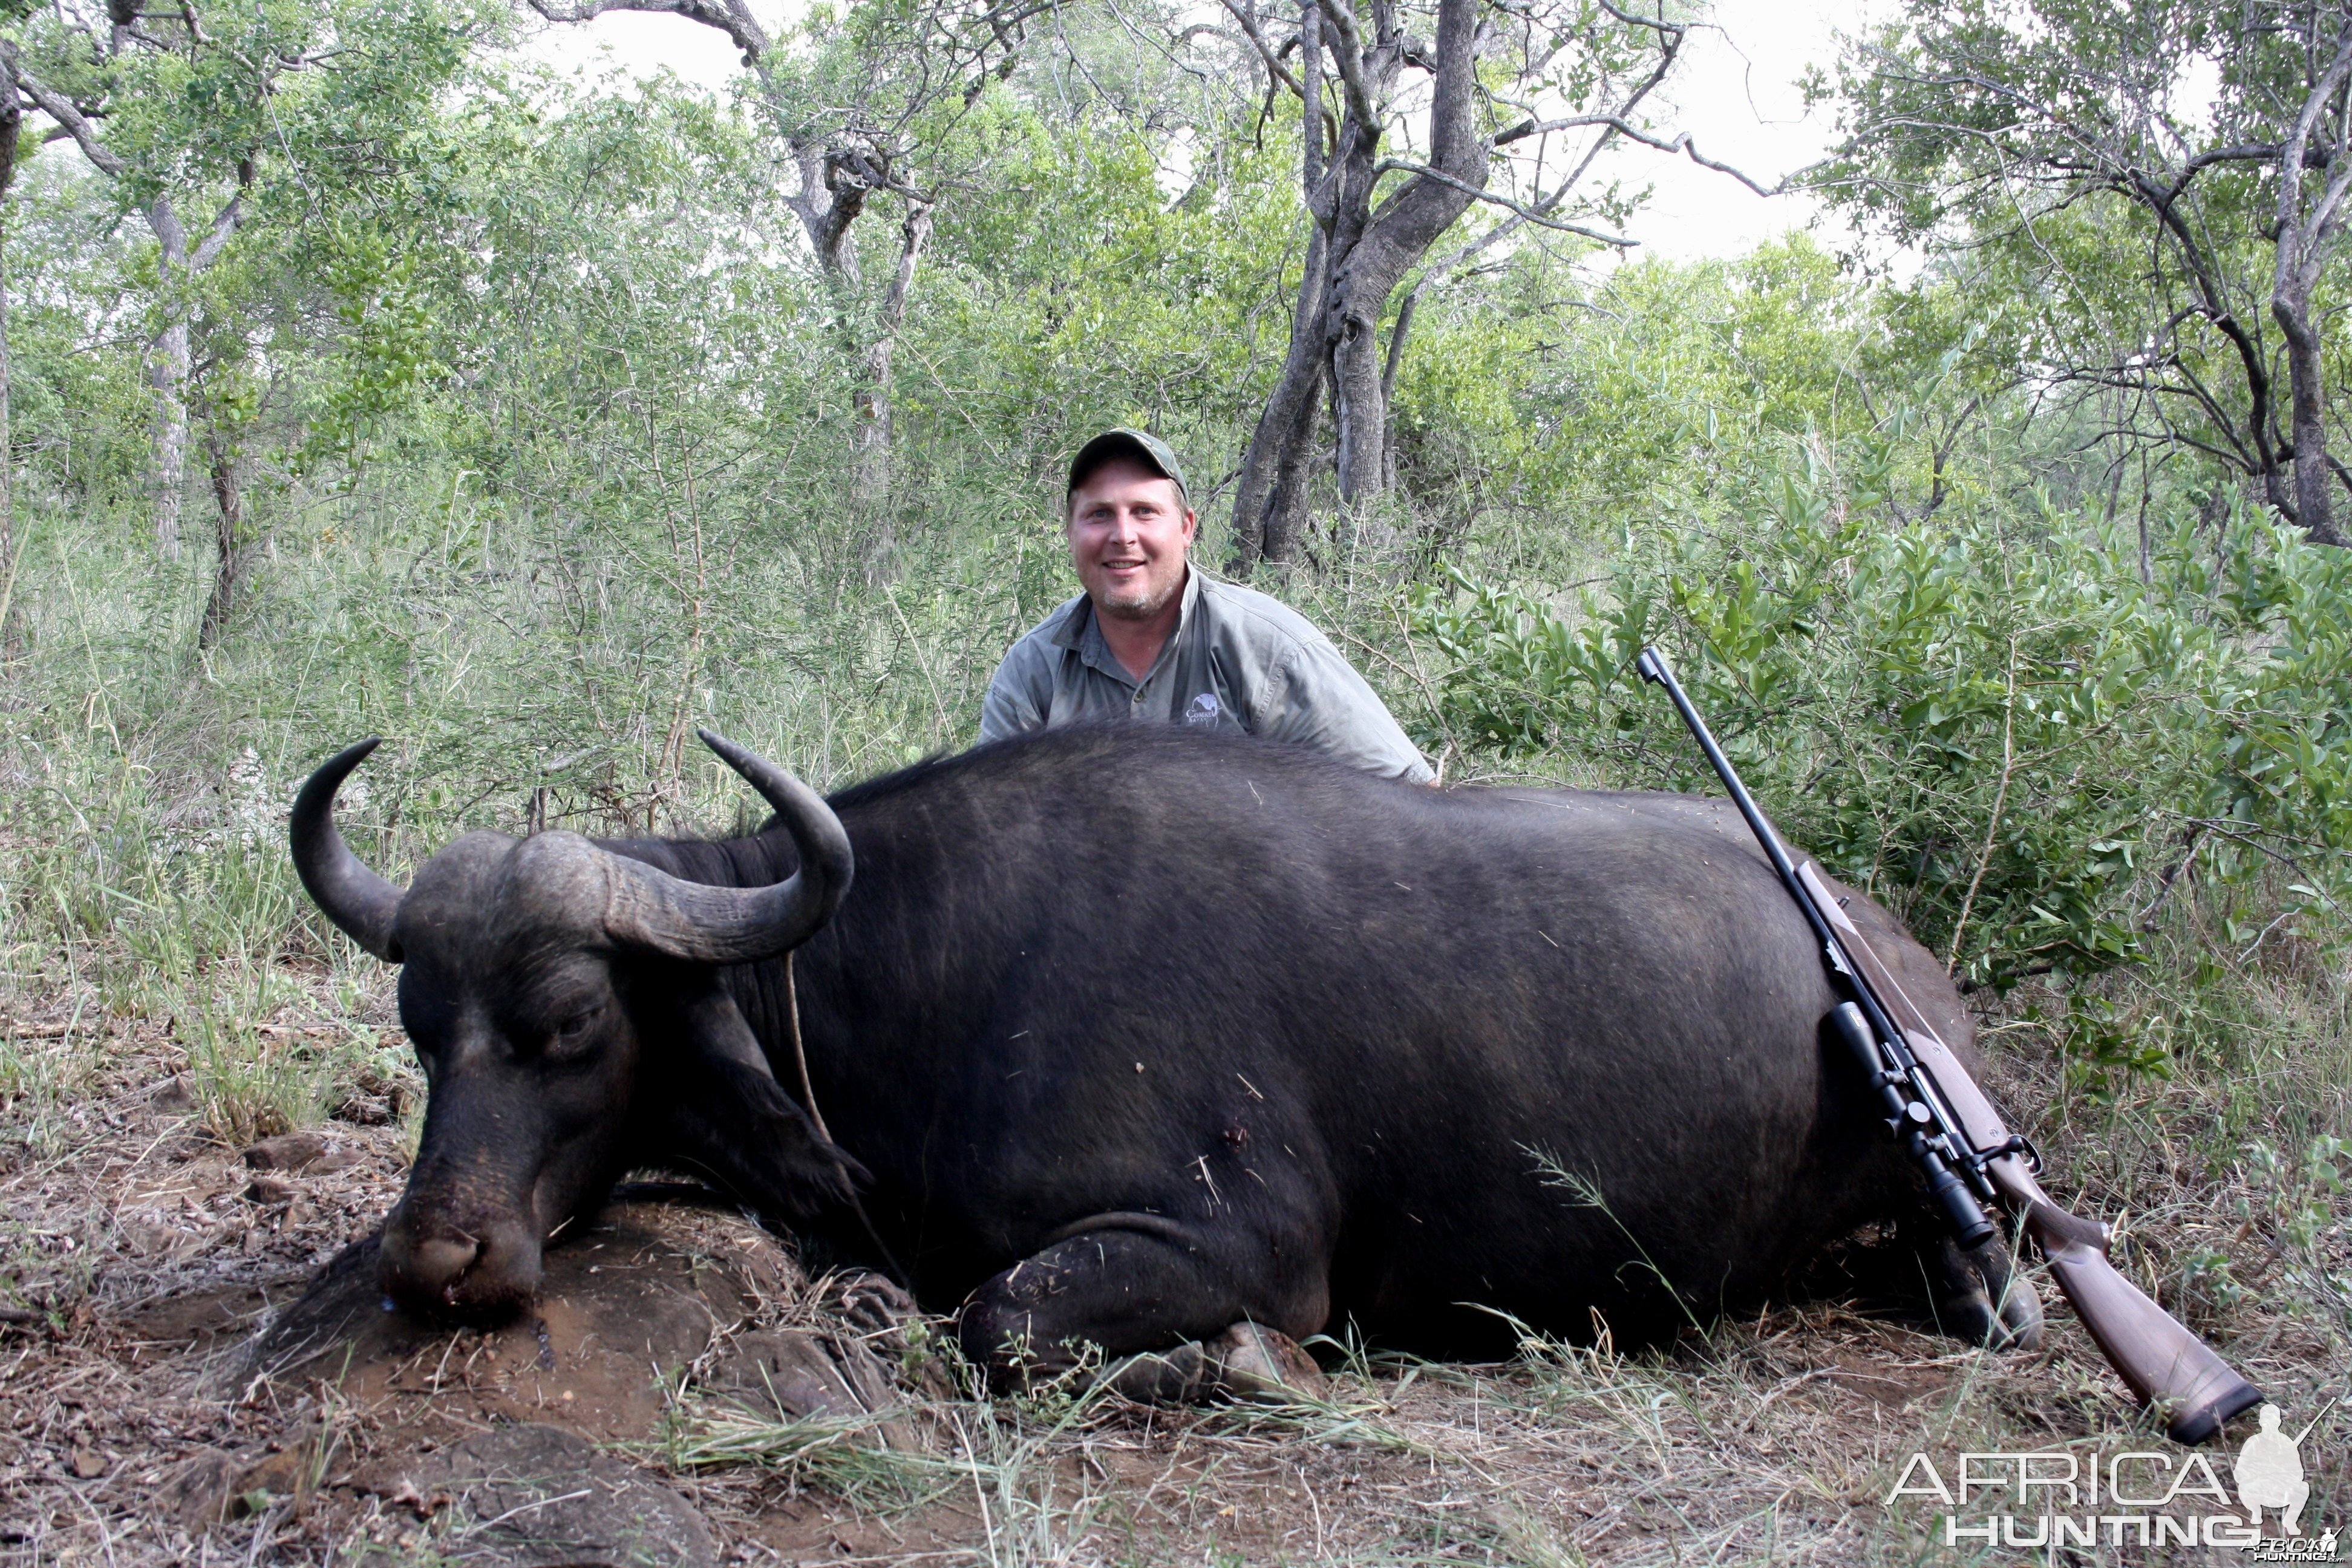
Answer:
547, 1004, 604, 1052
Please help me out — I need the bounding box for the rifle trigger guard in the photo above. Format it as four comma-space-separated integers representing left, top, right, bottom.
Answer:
1987, 1133, 2042, 1173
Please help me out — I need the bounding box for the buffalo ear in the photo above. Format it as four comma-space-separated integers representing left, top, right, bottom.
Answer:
679, 981, 785, 1083
653, 979, 869, 1220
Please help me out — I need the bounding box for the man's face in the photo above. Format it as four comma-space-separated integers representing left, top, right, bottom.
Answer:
1067, 458, 1196, 621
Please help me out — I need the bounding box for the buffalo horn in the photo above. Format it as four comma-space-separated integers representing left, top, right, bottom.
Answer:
599, 729, 853, 964
289, 737, 405, 962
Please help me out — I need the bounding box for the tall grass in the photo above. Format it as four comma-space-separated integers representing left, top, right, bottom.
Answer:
0, 447, 1046, 1147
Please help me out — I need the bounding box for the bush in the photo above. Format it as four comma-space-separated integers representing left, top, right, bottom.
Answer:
1411, 470, 2352, 993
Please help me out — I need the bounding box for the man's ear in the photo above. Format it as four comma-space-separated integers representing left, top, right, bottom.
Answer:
650, 977, 868, 1220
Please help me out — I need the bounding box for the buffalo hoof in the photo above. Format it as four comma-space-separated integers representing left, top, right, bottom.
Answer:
1102, 1324, 1327, 1405
1206, 1322, 1328, 1402
1932, 1235, 2044, 1351
1104, 1339, 1211, 1402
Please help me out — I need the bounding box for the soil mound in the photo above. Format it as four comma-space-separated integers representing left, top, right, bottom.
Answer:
160, 1191, 923, 1560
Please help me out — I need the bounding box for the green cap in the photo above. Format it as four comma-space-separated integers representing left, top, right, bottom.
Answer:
1068, 428, 1189, 508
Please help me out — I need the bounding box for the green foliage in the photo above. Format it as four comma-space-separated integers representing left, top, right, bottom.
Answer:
309, 226, 447, 469
1818, 0, 2352, 538
1413, 470, 2352, 991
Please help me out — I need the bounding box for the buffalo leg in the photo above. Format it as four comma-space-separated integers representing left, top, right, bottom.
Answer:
956, 1224, 1325, 1400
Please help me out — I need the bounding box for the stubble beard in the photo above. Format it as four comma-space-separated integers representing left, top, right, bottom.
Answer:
1096, 579, 1177, 621
1093, 563, 1183, 622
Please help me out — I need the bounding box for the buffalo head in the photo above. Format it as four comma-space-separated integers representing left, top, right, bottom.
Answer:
290, 730, 861, 1319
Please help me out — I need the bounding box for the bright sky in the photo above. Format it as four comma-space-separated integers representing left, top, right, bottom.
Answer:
518, 0, 1869, 263
1622, 2, 1868, 260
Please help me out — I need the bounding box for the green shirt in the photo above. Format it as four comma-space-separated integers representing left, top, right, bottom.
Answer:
978, 567, 1434, 782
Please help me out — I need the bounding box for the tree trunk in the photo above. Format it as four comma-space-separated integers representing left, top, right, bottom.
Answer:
1261, 361, 1327, 565
1231, 226, 1330, 571
2275, 294, 2344, 545
0, 77, 16, 666
788, 140, 870, 290
150, 319, 191, 561
1321, 0, 1480, 507
197, 433, 244, 647
0, 208, 16, 667
2268, 24, 2352, 547
1229, 0, 1485, 570
854, 198, 933, 509
1328, 264, 1387, 503
1379, 284, 1417, 491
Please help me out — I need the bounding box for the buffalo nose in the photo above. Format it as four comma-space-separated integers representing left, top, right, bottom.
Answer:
406, 1233, 482, 1297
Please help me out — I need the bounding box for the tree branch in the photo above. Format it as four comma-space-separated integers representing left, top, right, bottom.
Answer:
1495, 113, 1788, 197
1371, 158, 1634, 243
2, 48, 126, 176
1311, 0, 1378, 132
527, 0, 768, 61
1217, 0, 1304, 99
188, 156, 251, 270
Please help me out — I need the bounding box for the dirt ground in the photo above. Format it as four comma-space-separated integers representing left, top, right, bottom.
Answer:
2, 987, 2347, 1567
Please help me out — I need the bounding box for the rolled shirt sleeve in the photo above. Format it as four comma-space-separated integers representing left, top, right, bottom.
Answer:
1255, 635, 1434, 782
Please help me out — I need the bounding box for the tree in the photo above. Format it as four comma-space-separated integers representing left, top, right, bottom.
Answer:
526, 0, 1045, 503
0, 15, 256, 561
1, 0, 487, 571
1219, 0, 1773, 570
0, 44, 22, 662
1824, 0, 2352, 546
181, 9, 482, 647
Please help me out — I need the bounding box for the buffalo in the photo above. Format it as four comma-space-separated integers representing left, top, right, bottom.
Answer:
290, 724, 2040, 1396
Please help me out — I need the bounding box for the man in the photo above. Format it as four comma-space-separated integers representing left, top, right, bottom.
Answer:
978, 428, 1434, 782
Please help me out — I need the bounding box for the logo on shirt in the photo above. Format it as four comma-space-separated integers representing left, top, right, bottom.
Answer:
1186, 692, 1222, 727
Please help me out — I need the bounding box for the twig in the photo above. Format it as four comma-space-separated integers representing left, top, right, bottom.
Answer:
883, 584, 953, 740
1492, 114, 1791, 198
473, 1490, 593, 1530
2241, 907, 2298, 963
2173, 816, 2347, 911
1945, 638, 2017, 974
2134, 825, 2207, 927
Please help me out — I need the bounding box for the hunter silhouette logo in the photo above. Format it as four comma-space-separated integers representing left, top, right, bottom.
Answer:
1887, 1401, 2337, 1555
2235, 1405, 2316, 1536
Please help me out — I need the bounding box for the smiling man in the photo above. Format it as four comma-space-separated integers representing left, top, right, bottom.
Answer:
978, 428, 1434, 782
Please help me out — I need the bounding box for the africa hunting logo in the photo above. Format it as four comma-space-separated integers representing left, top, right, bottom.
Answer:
1886, 1404, 2338, 1558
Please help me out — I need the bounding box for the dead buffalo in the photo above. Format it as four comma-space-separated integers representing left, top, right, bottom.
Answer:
291, 724, 2039, 1395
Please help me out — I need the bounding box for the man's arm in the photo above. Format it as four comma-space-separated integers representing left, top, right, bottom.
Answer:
1257, 637, 1435, 782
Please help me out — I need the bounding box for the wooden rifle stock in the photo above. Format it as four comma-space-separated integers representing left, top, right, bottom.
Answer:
1802, 865, 2262, 1446
1993, 1160, 2260, 1445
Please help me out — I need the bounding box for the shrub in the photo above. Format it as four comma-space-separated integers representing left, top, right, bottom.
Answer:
1411, 474, 2352, 992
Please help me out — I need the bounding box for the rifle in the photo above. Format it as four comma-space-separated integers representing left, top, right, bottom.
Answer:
1635, 647, 2261, 1446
